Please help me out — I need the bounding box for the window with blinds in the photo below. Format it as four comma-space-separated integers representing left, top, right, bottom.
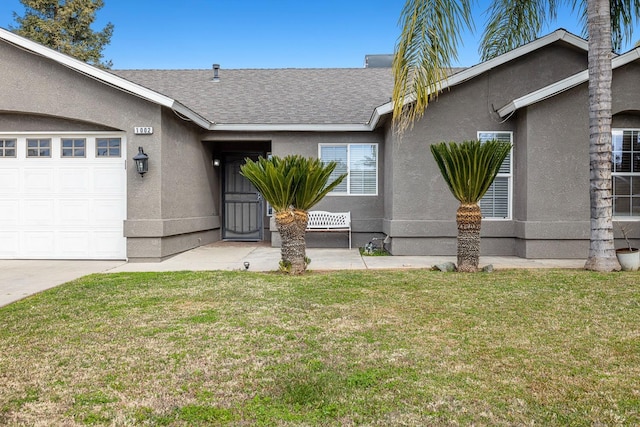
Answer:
319, 143, 378, 195
478, 132, 513, 219
612, 129, 640, 217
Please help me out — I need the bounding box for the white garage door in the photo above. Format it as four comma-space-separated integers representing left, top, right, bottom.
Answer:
0, 133, 127, 259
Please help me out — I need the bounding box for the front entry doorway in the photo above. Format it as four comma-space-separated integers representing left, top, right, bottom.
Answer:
222, 155, 263, 241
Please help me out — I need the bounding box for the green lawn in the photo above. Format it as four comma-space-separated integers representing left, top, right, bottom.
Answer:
1, 269, 639, 426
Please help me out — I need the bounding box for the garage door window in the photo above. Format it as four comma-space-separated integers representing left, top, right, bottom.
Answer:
0, 139, 16, 157
61, 138, 86, 158
27, 138, 51, 157
96, 138, 121, 157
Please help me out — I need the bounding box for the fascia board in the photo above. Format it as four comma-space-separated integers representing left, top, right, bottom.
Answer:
497, 70, 588, 117
0, 27, 210, 129
497, 48, 640, 118
171, 102, 211, 129
612, 47, 640, 66
209, 123, 373, 132
369, 103, 394, 129
441, 30, 585, 91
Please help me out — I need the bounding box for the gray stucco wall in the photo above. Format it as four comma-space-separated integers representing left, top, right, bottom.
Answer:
203, 130, 386, 248
1, 39, 220, 261
512, 61, 640, 257
381, 41, 614, 257
0, 112, 118, 131
513, 85, 590, 258
124, 107, 220, 260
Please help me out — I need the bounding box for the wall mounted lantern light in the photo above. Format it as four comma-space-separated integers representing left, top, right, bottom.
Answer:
213, 158, 221, 167
133, 146, 149, 177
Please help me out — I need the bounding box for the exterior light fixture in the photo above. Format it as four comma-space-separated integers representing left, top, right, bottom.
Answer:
133, 146, 149, 177
213, 158, 221, 167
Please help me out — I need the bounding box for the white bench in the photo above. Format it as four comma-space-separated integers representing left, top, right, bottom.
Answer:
306, 211, 351, 249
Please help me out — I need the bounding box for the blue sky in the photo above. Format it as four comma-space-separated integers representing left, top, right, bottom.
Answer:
0, 0, 636, 69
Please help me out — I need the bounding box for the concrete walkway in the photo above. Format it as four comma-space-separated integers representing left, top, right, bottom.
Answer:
108, 244, 586, 273
1, 243, 586, 307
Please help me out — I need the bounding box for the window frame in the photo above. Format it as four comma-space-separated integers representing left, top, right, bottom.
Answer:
61, 138, 86, 158
318, 143, 379, 196
612, 128, 640, 218
0, 139, 17, 158
477, 131, 513, 220
26, 138, 52, 158
96, 137, 122, 158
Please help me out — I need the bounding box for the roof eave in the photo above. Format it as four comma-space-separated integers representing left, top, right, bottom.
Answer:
369, 102, 394, 129
497, 70, 588, 117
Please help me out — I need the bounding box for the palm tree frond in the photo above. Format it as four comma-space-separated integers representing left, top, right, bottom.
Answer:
392, 0, 473, 135
240, 156, 297, 212
609, 0, 640, 51
430, 140, 512, 204
480, 0, 557, 61
573, 0, 640, 51
240, 155, 346, 213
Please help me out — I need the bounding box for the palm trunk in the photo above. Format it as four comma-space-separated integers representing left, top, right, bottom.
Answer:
584, 0, 621, 271
457, 203, 482, 272
275, 208, 309, 274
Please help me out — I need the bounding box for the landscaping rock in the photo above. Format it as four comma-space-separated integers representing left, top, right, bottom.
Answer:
433, 262, 457, 272
482, 264, 494, 273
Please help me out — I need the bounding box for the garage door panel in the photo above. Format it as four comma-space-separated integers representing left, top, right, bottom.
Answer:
58, 199, 91, 225
0, 199, 20, 224
0, 169, 20, 194
0, 232, 19, 256
23, 231, 55, 256
24, 168, 55, 193
59, 167, 91, 193
23, 199, 55, 225
57, 232, 91, 257
92, 231, 126, 257
94, 167, 125, 194
93, 199, 125, 223
0, 135, 126, 260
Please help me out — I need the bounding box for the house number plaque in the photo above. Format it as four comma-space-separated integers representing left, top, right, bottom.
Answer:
134, 127, 154, 135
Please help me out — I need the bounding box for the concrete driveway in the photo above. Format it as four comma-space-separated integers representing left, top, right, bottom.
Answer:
0, 260, 125, 307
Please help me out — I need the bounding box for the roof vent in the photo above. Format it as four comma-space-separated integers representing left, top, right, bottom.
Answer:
212, 64, 220, 82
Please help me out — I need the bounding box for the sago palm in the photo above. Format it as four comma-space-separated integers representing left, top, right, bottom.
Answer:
240, 155, 346, 274
431, 140, 512, 272
393, 0, 640, 271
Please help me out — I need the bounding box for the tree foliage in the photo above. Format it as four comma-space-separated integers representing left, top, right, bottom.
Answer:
240, 155, 347, 275
430, 140, 512, 204
430, 140, 511, 272
392, 0, 473, 134
240, 155, 346, 214
393, 0, 637, 271
480, 0, 640, 60
12, 0, 114, 68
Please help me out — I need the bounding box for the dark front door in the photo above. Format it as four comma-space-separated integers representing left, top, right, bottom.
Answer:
222, 156, 263, 241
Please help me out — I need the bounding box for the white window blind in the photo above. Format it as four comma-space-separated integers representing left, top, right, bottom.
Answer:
319, 143, 378, 195
478, 132, 512, 219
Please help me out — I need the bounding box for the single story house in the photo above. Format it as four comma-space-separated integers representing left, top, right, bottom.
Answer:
0, 27, 638, 261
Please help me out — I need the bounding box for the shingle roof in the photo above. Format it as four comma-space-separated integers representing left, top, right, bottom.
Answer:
2, 26, 591, 130
112, 68, 394, 125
